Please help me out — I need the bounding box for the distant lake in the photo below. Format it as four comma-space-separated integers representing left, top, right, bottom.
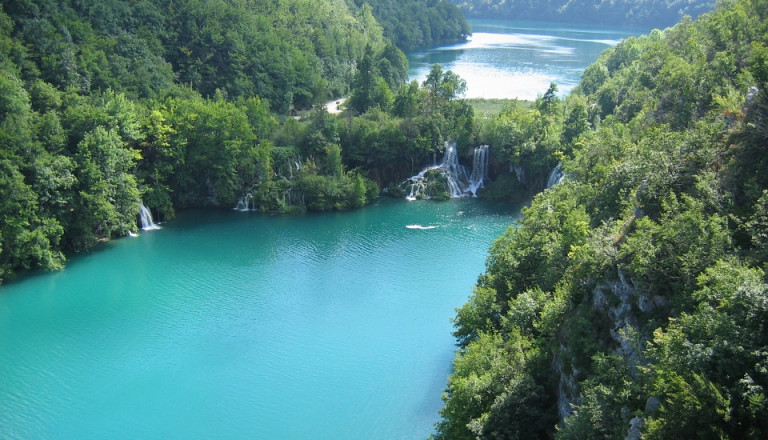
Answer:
408, 19, 648, 100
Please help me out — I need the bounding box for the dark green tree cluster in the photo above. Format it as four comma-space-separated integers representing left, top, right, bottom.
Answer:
1, 0, 386, 112
350, 0, 470, 51
450, 0, 715, 28
436, 0, 768, 438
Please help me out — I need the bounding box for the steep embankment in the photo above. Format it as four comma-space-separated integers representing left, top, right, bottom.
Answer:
436, 0, 768, 438
349, 0, 470, 51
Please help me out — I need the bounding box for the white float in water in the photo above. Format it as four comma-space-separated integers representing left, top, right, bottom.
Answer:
405, 224, 438, 230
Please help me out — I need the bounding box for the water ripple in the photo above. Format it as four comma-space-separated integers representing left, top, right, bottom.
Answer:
0, 199, 516, 439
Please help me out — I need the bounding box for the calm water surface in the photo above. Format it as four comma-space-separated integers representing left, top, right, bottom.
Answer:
408, 19, 648, 100
0, 199, 518, 439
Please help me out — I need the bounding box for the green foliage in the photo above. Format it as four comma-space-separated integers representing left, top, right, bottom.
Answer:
347, 44, 402, 114
67, 126, 141, 247
619, 194, 731, 304
642, 261, 768, 438
0, 66, 67, 279
434, 330, 555, 440
474, 91, 564, 197
556, 353, 642, 440
341, 65, 482, 190
1, 0, 394, 111
0, 158, 65, 280
352, 0, 469, 51
481, 183, 589, 304
162, 94, 256, 206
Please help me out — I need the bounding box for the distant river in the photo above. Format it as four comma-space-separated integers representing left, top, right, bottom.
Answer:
0, 199, 518, 439
408, 19, 648, 100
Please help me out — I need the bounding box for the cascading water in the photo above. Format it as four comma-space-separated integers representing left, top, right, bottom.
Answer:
546, 163, 565, 188
403, 142, 490, 200
287, 159, 301, 179
468, 145, 489, 197
138, 203, 160, 230
403, 143, 463, 200
234, 193, 255, 211
439, 144, 469, 197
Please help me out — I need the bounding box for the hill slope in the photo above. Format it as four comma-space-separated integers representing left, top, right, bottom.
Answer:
0, 0, 394, 111
350, 0, 470, 51
436, 0, 768, 438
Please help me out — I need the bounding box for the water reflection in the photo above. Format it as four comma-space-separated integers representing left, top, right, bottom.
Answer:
408, 19, 647, 100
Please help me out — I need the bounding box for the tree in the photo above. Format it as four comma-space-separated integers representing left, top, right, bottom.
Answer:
561, 94, 590, 146
348, 46, 379, 114
67, 126, 141, 248
422, 64, 467, 115
0, 158, 65, 280
165, 95, 256, 207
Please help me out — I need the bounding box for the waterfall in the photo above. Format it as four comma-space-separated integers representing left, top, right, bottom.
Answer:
468, 145, 489, 197
404, 165, 445, 201
546, 163, 565, 188
234, 193, 255, 211
403, 142, 489, 200
138, 203, 160, 230
440, 143, 469, 197
403, 143, 464, 200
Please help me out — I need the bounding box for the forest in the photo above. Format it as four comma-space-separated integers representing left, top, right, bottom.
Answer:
435, 0, 768, 438
0, 0, 469, 283
450, 0, 716, 27
351, 0, 470, 51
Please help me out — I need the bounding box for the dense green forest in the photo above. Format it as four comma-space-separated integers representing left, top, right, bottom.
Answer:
450, 0, 715, 27
435, 0, 768, 438
0, 0, 477, 283
351, 0, 470, 51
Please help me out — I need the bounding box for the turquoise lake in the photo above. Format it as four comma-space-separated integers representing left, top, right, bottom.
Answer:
408, 18, 648, 100
0, 199, 519, 439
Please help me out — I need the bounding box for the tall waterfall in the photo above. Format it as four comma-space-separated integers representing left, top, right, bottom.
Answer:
403, 143, 489, 200
468, 145, 489, 197
138, 203, 160, 230
546, 163, 565, 188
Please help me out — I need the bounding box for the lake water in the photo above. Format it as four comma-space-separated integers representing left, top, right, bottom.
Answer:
0, 199, 518, 439
408, 19, 648, 100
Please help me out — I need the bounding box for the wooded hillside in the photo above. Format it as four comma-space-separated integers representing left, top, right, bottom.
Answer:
351, 0, 469, 51
436, 0, 768, 438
